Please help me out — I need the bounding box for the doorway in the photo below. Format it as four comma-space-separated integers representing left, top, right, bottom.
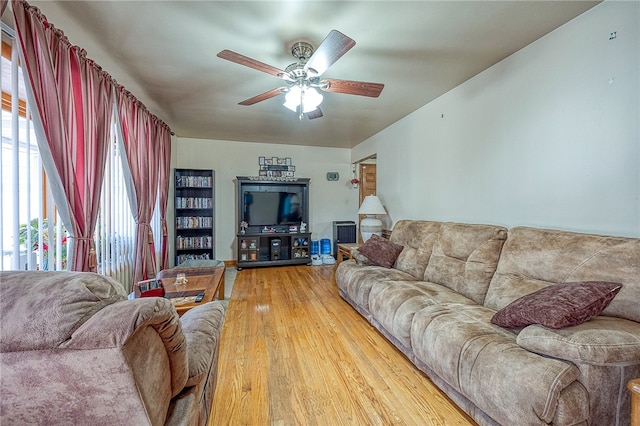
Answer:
355, 155, 377, 243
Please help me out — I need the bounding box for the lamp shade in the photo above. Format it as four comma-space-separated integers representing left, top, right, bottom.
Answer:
358, 195, 386, 242
357, 195, 387, 215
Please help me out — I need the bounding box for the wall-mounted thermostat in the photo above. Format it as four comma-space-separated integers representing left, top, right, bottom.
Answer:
326, 172, 339, 181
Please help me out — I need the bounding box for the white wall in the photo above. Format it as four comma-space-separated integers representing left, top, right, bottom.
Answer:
171, 138, 356, 262
353, 1, 639, 237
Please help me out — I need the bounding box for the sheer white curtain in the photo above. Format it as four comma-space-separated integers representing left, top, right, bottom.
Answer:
94, 106, 136, 291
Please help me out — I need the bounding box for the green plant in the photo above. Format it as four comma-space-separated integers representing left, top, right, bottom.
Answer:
19, 218, 68, 269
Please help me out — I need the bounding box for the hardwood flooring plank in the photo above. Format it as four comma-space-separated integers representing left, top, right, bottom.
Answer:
210, 265, 476, 425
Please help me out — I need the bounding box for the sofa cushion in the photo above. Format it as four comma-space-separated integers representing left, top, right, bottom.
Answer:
484, 227, 640, 323
0, 271, 126, 352
357, 234, 404, 268
335, 261, 418, 314
517, 316, 640, 366
423, 222, 507, 304
389, 220, 442, 279
411, 303, 587, 425
368, 281, 476, 350
491, 281, 622, 329
180, 301, 226, 387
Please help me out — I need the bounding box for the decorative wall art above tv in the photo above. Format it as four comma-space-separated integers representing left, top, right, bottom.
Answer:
258, 156, 295, 178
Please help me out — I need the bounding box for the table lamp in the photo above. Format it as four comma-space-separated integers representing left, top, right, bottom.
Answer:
358, 195, 387, 242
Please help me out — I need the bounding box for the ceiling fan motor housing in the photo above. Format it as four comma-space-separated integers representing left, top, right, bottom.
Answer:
285, 63, 308, 80
290, 41, 314, 62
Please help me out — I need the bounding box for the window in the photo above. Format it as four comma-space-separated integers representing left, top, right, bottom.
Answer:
94, 115, 137, 289
0, 26, 139, 291
0, 36, 64, 271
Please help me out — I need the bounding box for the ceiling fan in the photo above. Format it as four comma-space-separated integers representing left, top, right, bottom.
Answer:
217, 30, 384, 120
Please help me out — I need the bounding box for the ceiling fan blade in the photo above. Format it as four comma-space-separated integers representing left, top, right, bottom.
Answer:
304, 30, 355, 76
321, 79, 384, 98
306, 108, 323, 120
217, 49, 284, 77
238, 87, 285, 106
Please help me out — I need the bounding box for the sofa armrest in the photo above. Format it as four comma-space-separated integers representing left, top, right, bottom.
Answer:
62, 297, 188, 396
516, 316, 640, 366
180, 301, 227, 387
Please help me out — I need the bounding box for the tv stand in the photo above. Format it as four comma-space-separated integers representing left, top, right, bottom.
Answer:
236, 232, 311, 270
235, 176, 311, 269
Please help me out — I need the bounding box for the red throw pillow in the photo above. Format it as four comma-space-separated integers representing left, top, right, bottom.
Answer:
357, 234, 404, 268
491, 281, 622, 329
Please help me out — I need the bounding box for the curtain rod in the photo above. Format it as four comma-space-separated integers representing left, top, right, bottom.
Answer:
2, 18, 176, 135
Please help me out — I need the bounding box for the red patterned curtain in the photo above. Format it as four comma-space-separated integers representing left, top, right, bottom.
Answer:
12, 0, 115, 271
116, 88, 161, 284
157, 124, 172, 271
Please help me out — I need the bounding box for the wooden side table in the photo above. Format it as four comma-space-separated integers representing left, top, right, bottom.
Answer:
337, 243, 360, 264
630, 378, 640, 426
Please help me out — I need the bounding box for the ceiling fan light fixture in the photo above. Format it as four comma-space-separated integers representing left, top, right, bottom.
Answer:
283, 86, 323, 114
302, 87, 323, 113
283, 86, 302, 112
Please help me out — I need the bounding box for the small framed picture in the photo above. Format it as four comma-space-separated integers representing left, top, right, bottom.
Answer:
265, 158, 273, 165
259, 156, 265, 165
285, 157, 292, 166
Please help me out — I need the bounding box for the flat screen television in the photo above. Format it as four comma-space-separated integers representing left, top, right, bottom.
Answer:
243, 190, 304, 227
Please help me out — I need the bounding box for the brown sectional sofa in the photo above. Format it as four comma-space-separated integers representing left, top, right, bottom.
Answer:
336, 220, 640, 426
0, 271, 226, 425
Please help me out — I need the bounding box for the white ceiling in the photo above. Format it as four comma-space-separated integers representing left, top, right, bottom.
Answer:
11, 1, 599, 148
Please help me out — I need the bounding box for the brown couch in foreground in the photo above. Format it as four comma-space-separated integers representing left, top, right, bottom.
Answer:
336, 220, 640, 425
0, 271, 226, 425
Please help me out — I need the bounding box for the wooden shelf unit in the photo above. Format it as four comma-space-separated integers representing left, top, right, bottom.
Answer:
174, 168, 215, 265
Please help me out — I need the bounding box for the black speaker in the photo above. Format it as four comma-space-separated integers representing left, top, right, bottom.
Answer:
333, 221, 357, 259
271, 239, 281, 260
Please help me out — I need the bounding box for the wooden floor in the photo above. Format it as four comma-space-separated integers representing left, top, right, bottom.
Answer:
209, 264, 476, 426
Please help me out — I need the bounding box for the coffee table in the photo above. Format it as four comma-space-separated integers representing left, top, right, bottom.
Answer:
159, 267, 225, 316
